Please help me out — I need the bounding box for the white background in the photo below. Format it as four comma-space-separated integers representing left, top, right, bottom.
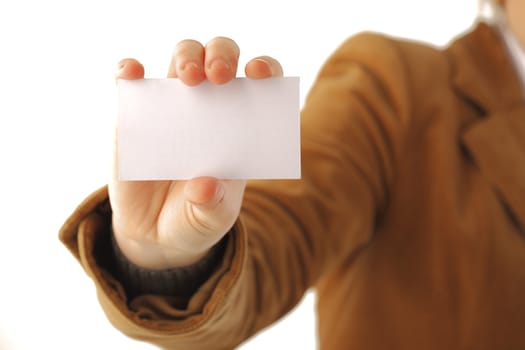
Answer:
0, 0, 479, 349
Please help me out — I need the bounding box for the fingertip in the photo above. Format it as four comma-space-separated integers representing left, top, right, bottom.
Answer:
204, 37, 240, 85
170, 39, 207, 85
177, 61, 207, 86
206, 59, 236, 85
245, 56, 283, 79
116, 58, 145, 80
185, 177, 223, 205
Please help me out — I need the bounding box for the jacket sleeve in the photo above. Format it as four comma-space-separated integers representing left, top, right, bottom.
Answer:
59, 32, 410, 350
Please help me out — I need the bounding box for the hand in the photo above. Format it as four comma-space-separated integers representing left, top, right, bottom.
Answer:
110, 37, 283, 269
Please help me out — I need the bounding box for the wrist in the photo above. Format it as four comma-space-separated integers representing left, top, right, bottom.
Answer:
110, 232, 229, 298
112, 230, 212, 269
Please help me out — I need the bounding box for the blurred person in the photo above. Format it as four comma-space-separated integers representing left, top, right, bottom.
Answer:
60, 0, 525, 348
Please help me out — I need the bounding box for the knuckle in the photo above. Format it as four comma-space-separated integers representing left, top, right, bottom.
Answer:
206, 36, 240, 56
173, 39, 203, 56
176, 38, 202, 48
184, 201, 215, 237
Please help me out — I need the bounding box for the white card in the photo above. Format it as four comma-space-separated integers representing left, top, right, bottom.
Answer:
117, 77, 301, 180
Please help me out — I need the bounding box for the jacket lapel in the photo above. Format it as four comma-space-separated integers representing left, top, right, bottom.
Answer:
463, 105, 525, 228
449, 22, 525, 228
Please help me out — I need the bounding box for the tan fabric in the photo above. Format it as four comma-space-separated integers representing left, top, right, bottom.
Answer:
60, 21, 525, 349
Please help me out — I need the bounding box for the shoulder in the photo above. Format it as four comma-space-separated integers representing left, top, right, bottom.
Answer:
313, 31, 454, 119
325, 30, 451, 89
331, 31, 449, 72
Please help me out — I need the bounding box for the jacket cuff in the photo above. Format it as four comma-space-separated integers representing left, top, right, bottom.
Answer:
59, 186, 248, 334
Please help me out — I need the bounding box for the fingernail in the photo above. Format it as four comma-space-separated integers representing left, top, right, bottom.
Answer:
208, 58, 231, 72
253, 58, 274, 75
212, 183, 225, 206
179, 61, 199, 72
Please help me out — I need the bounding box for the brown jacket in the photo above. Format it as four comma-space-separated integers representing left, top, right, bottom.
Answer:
60, 21, 525, 349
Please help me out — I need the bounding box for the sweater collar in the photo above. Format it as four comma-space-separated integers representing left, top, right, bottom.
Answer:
496, 15, 525, 93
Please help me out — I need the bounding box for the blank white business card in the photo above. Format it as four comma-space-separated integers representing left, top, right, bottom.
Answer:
117, 77, 300, 180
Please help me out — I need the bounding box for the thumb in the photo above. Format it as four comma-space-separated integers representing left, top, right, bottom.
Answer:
182, 177, 245, 238
184, 177, 225, 209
